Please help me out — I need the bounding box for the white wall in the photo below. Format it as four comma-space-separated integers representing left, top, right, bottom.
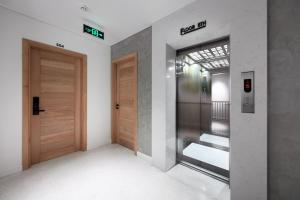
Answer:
212, 73, 230, 102
152, 0, 267, 200
0, 6, 111, 177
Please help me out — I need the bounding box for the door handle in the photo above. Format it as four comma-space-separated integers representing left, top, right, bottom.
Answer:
116, 104, 120, 109
32, 97, 46, 115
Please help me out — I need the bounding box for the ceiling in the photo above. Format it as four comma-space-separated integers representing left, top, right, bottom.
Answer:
0, 0, 195, 45
187, 43, 230, 70
177, 40, 230, 73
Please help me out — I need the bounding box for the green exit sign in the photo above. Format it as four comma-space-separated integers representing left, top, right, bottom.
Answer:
83, 24, 104, 40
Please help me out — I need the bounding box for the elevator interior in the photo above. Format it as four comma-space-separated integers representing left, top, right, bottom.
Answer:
176, 38, 230, 181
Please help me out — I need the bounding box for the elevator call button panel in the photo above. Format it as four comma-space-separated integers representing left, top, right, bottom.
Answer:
241, 71, 255, 113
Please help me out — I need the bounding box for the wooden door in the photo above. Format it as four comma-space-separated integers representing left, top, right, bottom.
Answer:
112, 53, 137, 152
29, 47, 83, 164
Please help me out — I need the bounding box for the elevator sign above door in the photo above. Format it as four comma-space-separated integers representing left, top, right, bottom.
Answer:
83, 24, 104, 40
180, 20, 207, 35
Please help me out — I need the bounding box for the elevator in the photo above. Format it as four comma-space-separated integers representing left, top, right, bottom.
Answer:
176, 38, 230, 181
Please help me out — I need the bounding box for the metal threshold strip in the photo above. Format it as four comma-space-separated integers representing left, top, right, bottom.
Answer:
179, 161, 229, 184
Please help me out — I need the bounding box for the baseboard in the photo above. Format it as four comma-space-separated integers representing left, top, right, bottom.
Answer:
137, 151, 152, 164
0, 165, 22, 178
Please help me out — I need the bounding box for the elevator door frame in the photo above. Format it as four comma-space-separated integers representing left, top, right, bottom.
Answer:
175, 36, 230, 181
22, 39, 87, 170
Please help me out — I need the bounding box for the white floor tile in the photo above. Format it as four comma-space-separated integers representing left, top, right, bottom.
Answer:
167, 165, 230, 199
0, 144, 229, 200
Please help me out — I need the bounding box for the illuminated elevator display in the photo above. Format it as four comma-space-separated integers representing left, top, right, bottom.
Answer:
83, 24, 104, 40
241, 71, 255, 113
244, 79, 252, 93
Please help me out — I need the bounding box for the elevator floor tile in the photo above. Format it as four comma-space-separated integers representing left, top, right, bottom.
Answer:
200, 133, 229, 148
183, 143, 229, 170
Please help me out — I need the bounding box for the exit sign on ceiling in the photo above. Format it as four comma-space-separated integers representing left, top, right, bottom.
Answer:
83, 24, 104, 40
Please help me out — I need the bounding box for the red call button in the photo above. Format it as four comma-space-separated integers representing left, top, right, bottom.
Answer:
244, 79, 252, 93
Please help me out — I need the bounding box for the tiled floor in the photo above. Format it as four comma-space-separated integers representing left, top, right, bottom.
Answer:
0, 144, 229, 200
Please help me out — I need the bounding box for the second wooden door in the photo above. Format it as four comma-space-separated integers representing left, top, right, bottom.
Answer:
112, 53, 137, 152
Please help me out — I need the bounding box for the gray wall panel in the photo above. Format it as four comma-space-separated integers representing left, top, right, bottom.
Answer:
269, 0, 300, 199
111, 27, 152, 156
